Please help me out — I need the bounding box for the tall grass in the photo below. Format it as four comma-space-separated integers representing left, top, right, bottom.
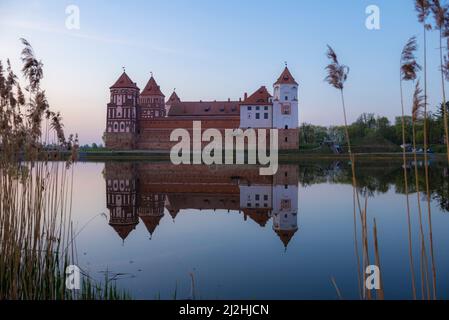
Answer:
0, 39, 126, 300
400, 36, 420, 299
412, 80, 432, 299
325, 46, 383, 300
415, 0, 437, 299
430, 0, 449, 164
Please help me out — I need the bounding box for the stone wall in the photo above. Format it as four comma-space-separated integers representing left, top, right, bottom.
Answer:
104, 132, 135, 150
278, 129, 300, 150
106, 118, 299, 151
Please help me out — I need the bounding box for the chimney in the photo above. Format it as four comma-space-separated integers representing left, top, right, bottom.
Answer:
244, 92, 248, 100
228, 98, 230, 102
239, 98, 242, 102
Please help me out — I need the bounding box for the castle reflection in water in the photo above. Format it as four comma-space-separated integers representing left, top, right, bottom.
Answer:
104, 163, 299, 248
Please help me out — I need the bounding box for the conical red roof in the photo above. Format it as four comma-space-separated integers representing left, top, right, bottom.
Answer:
141, 76, 165, 97
275, 228, 298, 248
274, 67, 298, 85
140, 214, 163, 235
242, 86, 272, 105
110, 72, 139, 90
110, 223, 137, 240
167, 91, 181, 103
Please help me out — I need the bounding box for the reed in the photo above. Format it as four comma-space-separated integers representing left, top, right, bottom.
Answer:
0, 39, 126, 300
400, 36, 420, 299
415, 0, 437, 299
431, 0, 449, 164
411, 80, 432, 300
325, 46, 379, 300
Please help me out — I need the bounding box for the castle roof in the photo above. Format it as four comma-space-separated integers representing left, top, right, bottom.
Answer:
139, 214, 164, 235
110, 71, 139, 90
275, 228, 298, 248
242, 86, 272, 105
109, 222, 137, 240
168, 101, 240, 117
167, 91, 181, 104
243, 208, 272, 227
141, 76, 165, 97
274, 67, 298, 86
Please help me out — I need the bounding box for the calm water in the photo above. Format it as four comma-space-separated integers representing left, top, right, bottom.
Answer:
70, 159, 449, 300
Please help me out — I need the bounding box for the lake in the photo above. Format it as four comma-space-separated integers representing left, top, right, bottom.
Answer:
69, 159, 449, 300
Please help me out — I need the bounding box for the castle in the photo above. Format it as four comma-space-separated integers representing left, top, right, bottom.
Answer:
104, 163, 299, 249
104, 67, 299, 150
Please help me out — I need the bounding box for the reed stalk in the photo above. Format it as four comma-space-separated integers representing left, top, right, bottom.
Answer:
400, 36, 421, 299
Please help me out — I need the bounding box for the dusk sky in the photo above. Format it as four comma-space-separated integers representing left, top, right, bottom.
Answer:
0, 0, 445, 144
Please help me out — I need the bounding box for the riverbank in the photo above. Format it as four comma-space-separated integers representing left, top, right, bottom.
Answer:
47, 150, 449, 163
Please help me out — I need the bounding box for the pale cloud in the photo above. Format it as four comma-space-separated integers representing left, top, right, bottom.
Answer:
0, 18, 177, 55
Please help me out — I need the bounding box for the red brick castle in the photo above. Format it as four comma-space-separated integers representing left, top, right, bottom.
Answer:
104, 67, 300, 150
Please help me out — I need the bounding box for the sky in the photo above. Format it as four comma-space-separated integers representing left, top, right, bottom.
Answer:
0, 0, 445, 144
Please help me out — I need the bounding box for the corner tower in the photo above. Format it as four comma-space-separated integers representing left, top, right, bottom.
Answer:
105, 71, 139, 150
138, 75, 166, 119
272, 66, 299, 149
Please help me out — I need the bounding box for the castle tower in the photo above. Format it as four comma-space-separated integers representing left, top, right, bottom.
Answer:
272, 66, 299, 149
105, 163, 139, 241
165, 90, 181, 116
138, 75, 166, 119
138, 193, 166, 238
271, 165, 299, 250
105, 71, 139, 150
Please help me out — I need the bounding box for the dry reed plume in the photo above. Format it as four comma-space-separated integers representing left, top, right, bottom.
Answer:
399, 36, 420, 299
325, 46, 383, 300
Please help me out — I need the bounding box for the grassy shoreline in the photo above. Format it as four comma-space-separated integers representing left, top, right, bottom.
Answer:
44, 150, 449, 162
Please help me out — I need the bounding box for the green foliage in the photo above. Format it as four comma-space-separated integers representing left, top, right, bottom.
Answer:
300, 107, 448, 152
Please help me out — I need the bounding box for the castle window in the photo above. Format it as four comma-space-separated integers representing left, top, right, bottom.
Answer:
264, 113, 269, 119
256, 113, 260, 119
281, 104, 291, 115
264, 195, 268, 201
281, 199, 291, 210
121, 123, 125, 130
256, 106, 260, 111
255, 194, 260, 201
264, 106, 268, 110
285, 96, 288, 101
248, 106, 252, 111
114, 123, 118, 130
285, 137, 288, 142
